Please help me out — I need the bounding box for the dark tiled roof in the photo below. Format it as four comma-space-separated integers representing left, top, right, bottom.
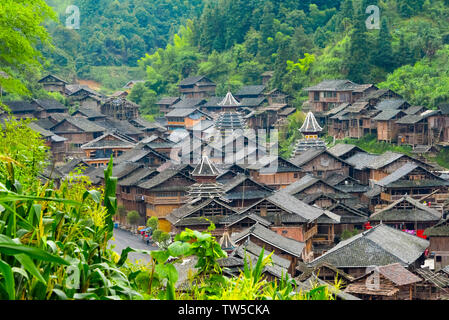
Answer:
328, 144, 364, 158
235, 85, 266, 96
38, 74, 68, 84
375, 99, 408, 111
138, 169, 192, 190
376, 163, 448, 188
179, 75, 214, 86
171, 98, 205, 109
424, 217, 449, 237
370, 196, 442, 222
34, 99, 67, 111
95, 118, 143, 136
73, 107, 106, 119
166, 108, 201, 118
231, 223, 305, 258
3, 101, 37, 113
54, 117, 105, 133
239, 97, 267, 107
265, 191, 325, 223
28, 122, 54, 138
156, 97, 181, 105
310, 224, 429, 268
372, 109, 404, 121
304, 80, 358, 92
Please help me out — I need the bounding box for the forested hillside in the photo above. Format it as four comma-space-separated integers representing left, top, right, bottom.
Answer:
42, 0, 205, 85
40, 0, 449, 109
134, 0, 449, 108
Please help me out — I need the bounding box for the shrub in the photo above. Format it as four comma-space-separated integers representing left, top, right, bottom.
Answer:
127, 210, 141, 226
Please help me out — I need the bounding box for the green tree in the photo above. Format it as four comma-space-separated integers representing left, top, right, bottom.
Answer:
0, 0, 55, 96
126, 210, 141, 227
373, 18, 394, 72
146, 216, 159, 231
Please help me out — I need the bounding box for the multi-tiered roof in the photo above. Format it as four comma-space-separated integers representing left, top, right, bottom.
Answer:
188, 154, 227, 201
293, 112, 326, 155
215, 92, 246, 134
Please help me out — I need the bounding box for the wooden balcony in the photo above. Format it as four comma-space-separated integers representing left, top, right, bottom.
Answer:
304, 225, 318, 241
144, 195, 188, 205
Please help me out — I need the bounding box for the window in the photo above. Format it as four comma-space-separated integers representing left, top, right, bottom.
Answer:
436, 256, 442, 262
294, 173, 299, 178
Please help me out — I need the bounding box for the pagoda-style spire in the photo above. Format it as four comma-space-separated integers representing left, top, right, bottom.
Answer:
218, 91, 241, 107
188, 153, 227, 201
219, 230, 236, 253
192, 153, 221, 178
293, 111, 326, 155
300, 111, 323, 134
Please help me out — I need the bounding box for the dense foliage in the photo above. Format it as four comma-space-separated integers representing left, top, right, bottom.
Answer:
41, 0, 205, 82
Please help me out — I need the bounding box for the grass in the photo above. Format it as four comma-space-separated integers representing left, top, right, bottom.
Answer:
332, 134, 413, 155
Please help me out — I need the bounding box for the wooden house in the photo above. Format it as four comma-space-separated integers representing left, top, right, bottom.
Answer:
303, 80, 365, 125
166, 108, 211, 132
309, 224, 429, 279
427, 104, 449, 147
327, 144, 366, 161
326, 202, 368, 236
138, 169, 196, 231
28, 122, 67, 163
238, 192, 325, 262
372, 109, 407, 143
246, 156, 303, 189
123, 80, 145, 92
81, 132, 136, 167
280, 174, 349, 203
290, 149, 351, 180
114, 144, 169, 168
219, 240, 291, 280
221, 173, 273, 208
296, 261, 355, 286
344, 263, 422, 300
231, 223, 306, 275
156, 97, 181, 115
235, 85, 266, 100
414, 267, 449, 300
165, 198, 238, 234
264, 88, 291, 106
178, 76, 216, 99
32, 99, 68, 117
324, 173, 370, 198
94, 118, 145, 141
374, 162, 449, 212
77, 95, 102, 110
345, 151, 434, 185
100, 97, 140, 121
424, 217, 449, 271
72, 107, 107, 121
38, 74, 68, 95
50, 117, 105, 158
396, 111, 434, 147
369, 196, 442, 234
2, 101, 43, 119
114, 164, 159, 223
129, 118, 167, 137
66, 85, 104, 101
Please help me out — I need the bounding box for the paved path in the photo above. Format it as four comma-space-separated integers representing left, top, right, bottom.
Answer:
108, 228, 159, 264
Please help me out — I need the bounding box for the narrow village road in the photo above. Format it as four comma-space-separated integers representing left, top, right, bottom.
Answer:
108, 228, 158, 264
